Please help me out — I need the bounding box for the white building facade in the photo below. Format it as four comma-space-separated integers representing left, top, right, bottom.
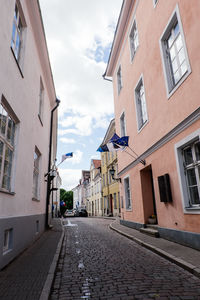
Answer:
0, 0, 58, 269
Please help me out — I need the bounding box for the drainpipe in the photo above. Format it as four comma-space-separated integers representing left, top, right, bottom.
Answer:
45, 98, 60, 229
102, 73, 112, 82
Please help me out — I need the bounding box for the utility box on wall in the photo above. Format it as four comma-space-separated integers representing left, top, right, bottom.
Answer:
158, 174, 172, 203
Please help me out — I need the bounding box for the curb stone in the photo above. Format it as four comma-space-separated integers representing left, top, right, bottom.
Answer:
39, 219, 65, 300
109, 220, 200, 279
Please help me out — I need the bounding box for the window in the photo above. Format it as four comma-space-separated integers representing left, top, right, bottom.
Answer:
117, 65, 122, 94
160, 6, 191, 97
135, 78, 148, 130
11, 2, 26, 66
32, 148, 41, 200
153, 0, 158, 7
120, 112, 126, 137
124, 176, 131, 209
3, 228, 13, 254
129, 20, 139, 61
0, 103, 16, 191
182, 141, 200, 206
38, 79, 44, 124
175, 130, 200, 212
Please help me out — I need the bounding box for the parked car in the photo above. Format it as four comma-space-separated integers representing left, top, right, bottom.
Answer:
74, 209, 79, 217
64, 209, 74, 217
78, 209, 88, 217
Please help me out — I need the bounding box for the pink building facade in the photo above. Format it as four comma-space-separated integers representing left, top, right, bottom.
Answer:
0, 0, 58, 269
105, 0, 200, 249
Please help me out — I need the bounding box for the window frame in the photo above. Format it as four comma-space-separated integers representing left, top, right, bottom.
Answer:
117, 65, 122, 94
129, 19, 139, 62
38, 78, 44, 125
159, 5, 191, 99
11, 1, 27, 73
0, 100, 18, 193
120, 111, 126, 137
3, 228, 13, 254
175, 129, 200, 214
32, 147, 41, 201
153, 0, 158, 8
134, 75, 148, 132
124, 175, 132, 210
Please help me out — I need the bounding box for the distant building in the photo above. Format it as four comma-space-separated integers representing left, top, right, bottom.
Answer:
100, 119, 120, 217
105, 0, 200, 249
0, 1, 58, 269
80, 170, 90, 208
88, 159, 102, 216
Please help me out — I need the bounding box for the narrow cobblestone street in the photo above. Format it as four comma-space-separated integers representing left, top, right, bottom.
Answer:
50, 218, 200, 300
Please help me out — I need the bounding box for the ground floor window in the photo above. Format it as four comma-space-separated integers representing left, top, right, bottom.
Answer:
176, 129, 200, 210
124, 176, 131, 210
3, 228, 13, 254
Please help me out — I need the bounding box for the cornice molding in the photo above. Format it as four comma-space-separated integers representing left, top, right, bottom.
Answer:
118, 107, 200, 176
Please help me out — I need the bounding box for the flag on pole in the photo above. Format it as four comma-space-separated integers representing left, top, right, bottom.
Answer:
61, 152, 73, 163
97, 134, 129, 152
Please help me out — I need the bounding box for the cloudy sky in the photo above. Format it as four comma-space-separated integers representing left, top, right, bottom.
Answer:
40, 0, 123, 191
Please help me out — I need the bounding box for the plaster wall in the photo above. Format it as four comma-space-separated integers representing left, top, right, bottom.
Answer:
111, 0, 200, 234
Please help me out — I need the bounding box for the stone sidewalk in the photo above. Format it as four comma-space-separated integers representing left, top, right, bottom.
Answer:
0, 218, 64, 300
110, 218, 200, 279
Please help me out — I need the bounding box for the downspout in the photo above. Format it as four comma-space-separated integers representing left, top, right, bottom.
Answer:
45, 98, 60, 229
102, 73, 112, 82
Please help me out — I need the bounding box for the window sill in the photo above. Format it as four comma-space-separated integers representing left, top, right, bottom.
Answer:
167, 69, 191, 100
0, 189, 15, 196
38, 114, 43, 126
3, 249, 12, 256
138, 119, 149, 133
32, 197, 40, 202
10, 47, 24, 78
126, 208, 132, 211
184, 206, 200, 214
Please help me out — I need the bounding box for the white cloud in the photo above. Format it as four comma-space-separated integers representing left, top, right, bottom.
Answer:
40, 0, 122, 122
59, 137, 76, 144
58, 168, 82, 191
71, 150, 83, 165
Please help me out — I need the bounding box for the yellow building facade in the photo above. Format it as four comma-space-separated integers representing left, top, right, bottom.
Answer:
101, 119, 120, 217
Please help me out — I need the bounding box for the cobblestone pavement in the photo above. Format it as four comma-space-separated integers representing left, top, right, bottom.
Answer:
50, 218, 200, 300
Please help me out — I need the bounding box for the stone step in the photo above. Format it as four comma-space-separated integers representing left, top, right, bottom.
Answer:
140, 227, 160, 238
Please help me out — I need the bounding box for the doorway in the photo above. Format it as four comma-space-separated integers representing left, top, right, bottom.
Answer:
140, 165, 157, 224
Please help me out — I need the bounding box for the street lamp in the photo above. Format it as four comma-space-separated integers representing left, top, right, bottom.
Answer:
109, 166, 121, 182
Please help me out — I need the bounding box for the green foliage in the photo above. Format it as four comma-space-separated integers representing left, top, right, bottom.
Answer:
60, 188, 73, 215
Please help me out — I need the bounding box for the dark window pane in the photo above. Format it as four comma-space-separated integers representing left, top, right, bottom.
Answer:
186, 168, 197, 186
189, 186, 200, 205
195, 142, 200, 161
183, 147, 193, 165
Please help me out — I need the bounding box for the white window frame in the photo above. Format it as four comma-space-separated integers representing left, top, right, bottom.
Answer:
120, 111, 126, 137
175, 129, 200, 214
0, 101, 18, 193
117, 65, 122, 94
3, 228, 13, 254
159, 5, 191, 99
38, 78, 44, 125
134, 75, 148, 131
124, 175, 132, 210
153, 0, 158, 8
32, 147, 41, 200
129, 19, 139, 62
11, 1, 26, 69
